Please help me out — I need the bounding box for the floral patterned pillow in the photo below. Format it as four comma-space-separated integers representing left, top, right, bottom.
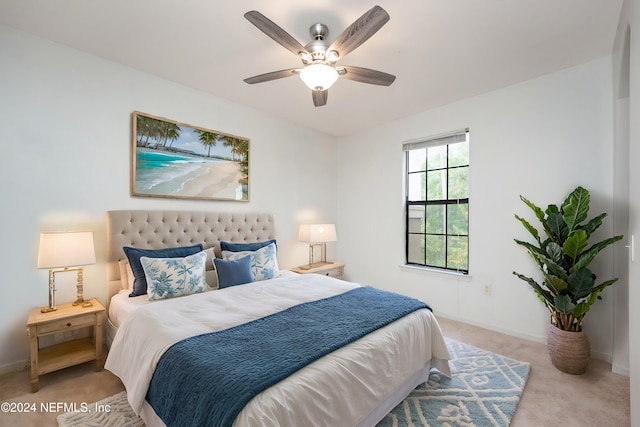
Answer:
221, 242, 279, 281
141, 251, 208, 301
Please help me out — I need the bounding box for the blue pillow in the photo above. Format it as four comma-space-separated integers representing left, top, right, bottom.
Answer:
220, 239, 276, 252
222, 242, 279, 281
123, 244, 203, 296
213, 256, 254, 288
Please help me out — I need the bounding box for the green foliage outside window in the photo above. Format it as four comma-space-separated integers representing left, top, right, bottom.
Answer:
406, 133, 469, 272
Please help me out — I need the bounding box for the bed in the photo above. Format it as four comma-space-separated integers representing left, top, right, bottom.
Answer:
104, 210, 450, 427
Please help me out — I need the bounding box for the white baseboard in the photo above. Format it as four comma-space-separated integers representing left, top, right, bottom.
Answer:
435, 312, 547, 344
612, 363, 630, 377
435, 313, 621, 367
0, 359, 29, 376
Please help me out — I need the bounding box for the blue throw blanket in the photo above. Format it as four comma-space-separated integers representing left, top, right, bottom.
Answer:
146, 286, 431, 427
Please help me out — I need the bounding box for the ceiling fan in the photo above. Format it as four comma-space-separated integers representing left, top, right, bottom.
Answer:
243, 5, 396, 107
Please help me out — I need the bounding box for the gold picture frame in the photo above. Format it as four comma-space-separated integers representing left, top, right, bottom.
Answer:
131, 111, 249, 201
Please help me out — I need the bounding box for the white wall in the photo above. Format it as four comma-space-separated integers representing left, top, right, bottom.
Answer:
337, 58, 622, 364
0, 25, 338, 372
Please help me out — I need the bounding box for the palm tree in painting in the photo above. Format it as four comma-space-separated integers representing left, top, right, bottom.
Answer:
236, 138, 249, 176
136, 115, 181, 149
160, 122, 180, 148
219, 135, 235, 161
221, 136, 249, 176
136, 115, 154, 147
220, 135, 249, 163
195, 129, 218, 157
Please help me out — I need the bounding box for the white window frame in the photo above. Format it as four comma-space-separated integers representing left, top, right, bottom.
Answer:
403, 129, 469, 274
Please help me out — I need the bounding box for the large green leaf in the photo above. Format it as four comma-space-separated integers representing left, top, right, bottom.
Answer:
571, 235, 624, 272
544, 275, 568, 295
573, 301, 591, 319
546, 204, 560, 215
563, 229, 588, 263
567, 268, 595, 300
513, 272, 554, 305
531, 251, 568, 280
514, 215, 541, 245
546, 213, 568, 241
562, 186, 590, 232
545, 242, 563, 263
514, 239, 546, 259
521, 195, 546, 223
554, 294, 576, 315
591, 278, 619, 293
520, 196, 554, 238
581, 212, 607, 237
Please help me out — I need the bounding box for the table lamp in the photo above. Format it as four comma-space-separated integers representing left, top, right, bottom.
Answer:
37, 231, 96, 312
298, 224, 337, 269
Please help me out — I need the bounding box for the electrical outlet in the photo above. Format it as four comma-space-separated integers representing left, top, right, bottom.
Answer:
483, 284, 492, 295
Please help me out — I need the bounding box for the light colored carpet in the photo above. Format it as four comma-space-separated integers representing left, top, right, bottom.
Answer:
57, 338, 529, 427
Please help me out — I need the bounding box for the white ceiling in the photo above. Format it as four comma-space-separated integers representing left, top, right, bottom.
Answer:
0, 0, 623, 136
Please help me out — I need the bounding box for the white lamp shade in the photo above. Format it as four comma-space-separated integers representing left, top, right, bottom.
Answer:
299, 224, 337, 243
37, 231, 96, 269
299, 64, 339, 91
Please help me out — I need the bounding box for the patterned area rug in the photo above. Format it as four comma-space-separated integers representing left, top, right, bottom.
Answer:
58, 338, 529, 427
378, 338, 531, 427
57, 391, 144, 427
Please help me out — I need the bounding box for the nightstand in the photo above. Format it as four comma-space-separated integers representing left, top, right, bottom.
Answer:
291, 262, 345, 280
27, 299, 104, 392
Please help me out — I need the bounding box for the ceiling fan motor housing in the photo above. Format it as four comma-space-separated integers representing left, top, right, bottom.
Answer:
305, 23, 330, 61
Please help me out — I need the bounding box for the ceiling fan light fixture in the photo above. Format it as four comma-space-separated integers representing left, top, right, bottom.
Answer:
299, 63, 339, 91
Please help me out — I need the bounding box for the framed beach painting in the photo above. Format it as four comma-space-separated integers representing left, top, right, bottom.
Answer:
131, 111, 249, 201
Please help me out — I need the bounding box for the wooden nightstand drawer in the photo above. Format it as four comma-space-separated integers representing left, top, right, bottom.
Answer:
321, 266, 343, 279
37, 313, 96, 335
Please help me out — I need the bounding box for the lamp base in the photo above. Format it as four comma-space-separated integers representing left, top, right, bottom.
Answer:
40, 306, 57, 313
298, 261, 333, 270
72, 297, 93, 308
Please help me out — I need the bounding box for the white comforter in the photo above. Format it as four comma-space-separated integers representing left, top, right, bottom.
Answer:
105, 274, 450, 426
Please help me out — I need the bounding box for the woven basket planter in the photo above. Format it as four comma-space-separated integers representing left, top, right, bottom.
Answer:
547, 324, 590, 375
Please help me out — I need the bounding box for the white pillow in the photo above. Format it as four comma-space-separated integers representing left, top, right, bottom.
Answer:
203, 247, 215, 271
140, 251, 208, 301
222, 242, 279, 281
118, 259, 135, 291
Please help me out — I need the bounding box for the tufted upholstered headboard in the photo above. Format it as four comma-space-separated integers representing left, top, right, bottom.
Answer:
106, 210, 275, 302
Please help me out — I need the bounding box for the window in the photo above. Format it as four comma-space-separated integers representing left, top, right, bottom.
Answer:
404, 129, 469, 273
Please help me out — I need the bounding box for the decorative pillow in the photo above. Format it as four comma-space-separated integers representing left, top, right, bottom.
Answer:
140, 251, 207, 301
220, 239, 277, 252
123, 244, 203, 297
213, 256, 254, 289
222, 242, 279, 281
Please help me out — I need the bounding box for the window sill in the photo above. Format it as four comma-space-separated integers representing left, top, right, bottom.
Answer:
399, 264, 472, 280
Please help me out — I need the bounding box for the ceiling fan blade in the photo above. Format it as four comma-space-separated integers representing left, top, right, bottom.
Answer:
244, 68, 299, 84
245, 11, 311, 62
312, 90, 328, 107
327, 6, 390, 60
338, 66, 396, 86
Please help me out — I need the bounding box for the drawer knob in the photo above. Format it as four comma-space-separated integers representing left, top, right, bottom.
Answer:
67, 322, 72, 327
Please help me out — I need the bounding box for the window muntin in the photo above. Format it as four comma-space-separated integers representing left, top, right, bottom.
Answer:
404, 130, 469, 273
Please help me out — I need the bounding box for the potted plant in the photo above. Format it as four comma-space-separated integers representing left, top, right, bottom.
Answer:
513, 186, 623, 374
